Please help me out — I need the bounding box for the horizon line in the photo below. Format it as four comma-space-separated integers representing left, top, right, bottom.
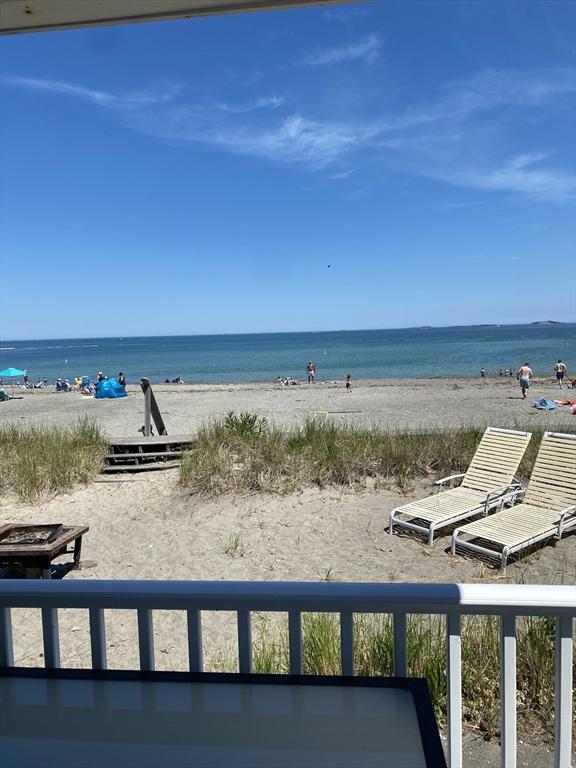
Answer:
1, 320, 574, 344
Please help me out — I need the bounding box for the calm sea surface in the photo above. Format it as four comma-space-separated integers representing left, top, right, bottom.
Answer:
1, 325, 574, 385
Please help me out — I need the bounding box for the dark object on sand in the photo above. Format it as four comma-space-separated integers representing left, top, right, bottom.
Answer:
0, 523, 89, 579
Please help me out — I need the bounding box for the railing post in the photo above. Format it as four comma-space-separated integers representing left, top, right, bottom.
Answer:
41, 607, 61, 669
187, 610, 203, 673
340, 611, 354, 676
393, 612, 407, 676
89, 608, 107, 670
288, 611, 302, 674
237, 610, 252, 673
137, 609, 155, 671
554, 615, 573, 768
447, 613, 462, 768
0, 607, 14, 667
500, 615, 516, 768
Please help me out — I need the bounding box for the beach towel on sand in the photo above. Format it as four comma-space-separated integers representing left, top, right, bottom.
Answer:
533, 398, 557, 410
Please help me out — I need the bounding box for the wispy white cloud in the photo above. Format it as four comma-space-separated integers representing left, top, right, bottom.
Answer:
297, 34, 382, 67
215, 95, 285, 113
4, 76, 178, 108
5, 68, 574, 204
436, 154, 575, 204
328, 168, 357, 180
153, 113, 371, 170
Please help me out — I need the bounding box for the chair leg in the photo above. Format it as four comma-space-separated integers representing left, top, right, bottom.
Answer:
451, 532, 458, 555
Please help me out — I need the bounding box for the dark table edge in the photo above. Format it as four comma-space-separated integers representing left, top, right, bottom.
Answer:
0, 667, 447, 768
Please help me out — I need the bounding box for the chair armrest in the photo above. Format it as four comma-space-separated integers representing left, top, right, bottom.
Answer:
435, 473, 465, 488
484, 483, 524, 508
558, 505, 576, 520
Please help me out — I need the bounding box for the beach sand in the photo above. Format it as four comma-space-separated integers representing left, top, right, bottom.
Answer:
1, 470, 573, 671
1, 376, 575, 436
1, 378, 574, 765
1, 471, 573, 764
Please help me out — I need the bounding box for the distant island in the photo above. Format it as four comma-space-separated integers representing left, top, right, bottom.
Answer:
531, 320, 565, 325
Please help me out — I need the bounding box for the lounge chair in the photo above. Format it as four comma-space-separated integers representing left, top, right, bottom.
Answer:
452, 431, 576, 568
388, 427, 532, 545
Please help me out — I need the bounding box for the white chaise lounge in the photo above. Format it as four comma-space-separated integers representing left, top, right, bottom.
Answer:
388, 427, 532, 545
451, 431, 576, 568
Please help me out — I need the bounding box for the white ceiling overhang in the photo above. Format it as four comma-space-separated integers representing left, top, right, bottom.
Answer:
0, 0, 352, 34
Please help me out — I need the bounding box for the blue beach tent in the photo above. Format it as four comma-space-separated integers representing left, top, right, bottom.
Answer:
95, 378, 127, 399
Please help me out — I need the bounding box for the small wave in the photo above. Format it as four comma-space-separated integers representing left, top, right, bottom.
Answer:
0, 347, 14, 350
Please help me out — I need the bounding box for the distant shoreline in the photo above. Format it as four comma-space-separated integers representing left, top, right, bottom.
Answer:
7, 373, 570, 389
1, 321, 574, 345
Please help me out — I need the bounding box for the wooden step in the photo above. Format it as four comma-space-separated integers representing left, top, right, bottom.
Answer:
102, 460, 181, 473
109, 434, 193, 447
106, 451, 183, 460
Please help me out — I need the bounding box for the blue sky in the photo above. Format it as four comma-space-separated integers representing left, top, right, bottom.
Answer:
1, 0, 575, 340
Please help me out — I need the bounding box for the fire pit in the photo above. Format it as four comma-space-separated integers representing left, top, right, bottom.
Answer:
0, 523, 89, 579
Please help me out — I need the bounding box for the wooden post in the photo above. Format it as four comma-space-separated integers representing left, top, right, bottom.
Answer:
140, 378, 167, 436
144, 386, 152, 437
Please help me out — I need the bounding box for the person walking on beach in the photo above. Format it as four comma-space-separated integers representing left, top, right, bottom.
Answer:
306, 361, 316, 383
480, 368, 486, 378
118, 372, 127, 389
345, 373, 352, 392
517, 362, 533, 399
554, 359, 567, 389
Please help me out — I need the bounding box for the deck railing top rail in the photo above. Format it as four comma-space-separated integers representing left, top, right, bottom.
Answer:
0, 579, 574, 615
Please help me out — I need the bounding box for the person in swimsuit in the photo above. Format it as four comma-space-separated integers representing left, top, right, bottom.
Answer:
517, 362, 532, 399
306, 361, 316, 383
554, 360, 567, 389
345, 373, 351, 392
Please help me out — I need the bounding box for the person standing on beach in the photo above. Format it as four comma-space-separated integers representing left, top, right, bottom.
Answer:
345, 373, 352, 392
516, 362, 533, 399
306, 361, 316, 383
554, 359, 567, 389
118, 372, 127, 389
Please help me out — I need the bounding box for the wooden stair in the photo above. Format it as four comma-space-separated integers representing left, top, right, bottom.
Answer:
103, 435, 193, 473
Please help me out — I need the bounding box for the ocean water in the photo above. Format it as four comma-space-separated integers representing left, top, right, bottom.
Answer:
0, 325, 574, 385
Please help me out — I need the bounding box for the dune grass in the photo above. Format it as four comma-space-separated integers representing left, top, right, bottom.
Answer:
0, 419, 108, 502
180, 413, 561, 495
252, 612, 559, 741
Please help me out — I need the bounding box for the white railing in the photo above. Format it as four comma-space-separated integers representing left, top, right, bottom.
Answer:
0, 580, 574, 768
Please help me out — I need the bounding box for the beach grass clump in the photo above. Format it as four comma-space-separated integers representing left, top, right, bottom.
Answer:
252, 612, 558, 740
180, 416, 561, 495
0, 418, 108, 502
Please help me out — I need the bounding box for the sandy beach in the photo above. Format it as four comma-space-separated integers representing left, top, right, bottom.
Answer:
1, 376, 575, 436
1, 377, 574, 765
2, 470, 573, 670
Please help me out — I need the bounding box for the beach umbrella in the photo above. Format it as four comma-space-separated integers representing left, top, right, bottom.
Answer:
0, 367, 26, 395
